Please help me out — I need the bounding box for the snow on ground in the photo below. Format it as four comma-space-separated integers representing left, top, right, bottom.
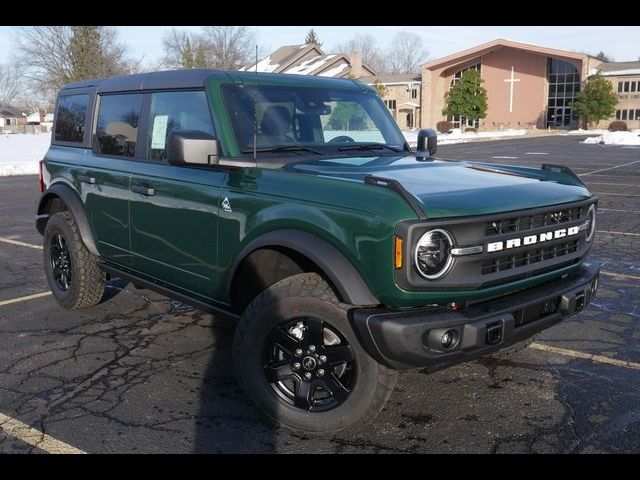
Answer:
582, 130, 640, 146
0, 133, 50, 176
402, 128, 527, 146
562, 129, 608, 136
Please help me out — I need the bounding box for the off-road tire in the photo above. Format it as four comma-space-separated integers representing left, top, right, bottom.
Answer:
43, 211, 106, 309
233, 272, 398, 435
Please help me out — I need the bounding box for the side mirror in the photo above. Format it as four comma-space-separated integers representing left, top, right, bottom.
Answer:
416, 128, 437, 159
167, 130, 220, 166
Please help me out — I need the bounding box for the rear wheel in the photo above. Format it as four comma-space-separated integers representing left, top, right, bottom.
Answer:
43, 211, 106, 309
233, 273, 397, 435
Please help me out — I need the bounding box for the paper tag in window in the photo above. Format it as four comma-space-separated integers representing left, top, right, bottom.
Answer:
151, 115, 169, 149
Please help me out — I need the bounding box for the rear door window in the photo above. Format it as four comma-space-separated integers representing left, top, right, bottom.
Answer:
55, 94, 89, 143
95, 94, 143, 157
147, 90, 215, 162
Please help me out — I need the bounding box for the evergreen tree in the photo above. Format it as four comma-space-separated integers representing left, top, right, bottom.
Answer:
372, 80, 388, 98
571, 75, 617, 129
305, 29, 322, 47
68, 26, 125, 81
181, 37, 195, 68
595, 51, 612, 62
442, 70, 488, 131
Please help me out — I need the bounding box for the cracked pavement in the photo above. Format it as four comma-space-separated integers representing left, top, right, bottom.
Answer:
0, 135, 639, 453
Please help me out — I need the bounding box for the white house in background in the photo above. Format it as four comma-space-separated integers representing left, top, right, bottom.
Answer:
26, 111, 41, 124
241, 44, 376, 79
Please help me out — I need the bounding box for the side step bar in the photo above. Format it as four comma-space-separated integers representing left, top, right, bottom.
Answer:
98, 262, 240, 322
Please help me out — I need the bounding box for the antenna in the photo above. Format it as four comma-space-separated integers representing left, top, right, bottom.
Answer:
253, 44, 258, 165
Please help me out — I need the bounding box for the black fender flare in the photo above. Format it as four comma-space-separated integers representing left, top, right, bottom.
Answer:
227, 229, 380, 307
36, 183, 100, 257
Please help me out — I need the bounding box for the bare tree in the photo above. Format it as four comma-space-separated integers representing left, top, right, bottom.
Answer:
334, 34, 387, 74
201, 26, 257, 70
0, 62, 24, 105
16, 26, 132, 101
385, 32, 429, 74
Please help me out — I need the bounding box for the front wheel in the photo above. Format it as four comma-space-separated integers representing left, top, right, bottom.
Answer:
233, 273, 397, 435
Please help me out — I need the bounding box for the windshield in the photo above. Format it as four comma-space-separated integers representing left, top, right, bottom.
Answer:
221, 84, 407, 156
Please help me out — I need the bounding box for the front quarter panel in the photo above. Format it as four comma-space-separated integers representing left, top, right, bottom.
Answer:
215, 168, 417, 303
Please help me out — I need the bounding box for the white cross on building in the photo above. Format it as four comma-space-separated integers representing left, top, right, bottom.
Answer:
504, 66, 521, 113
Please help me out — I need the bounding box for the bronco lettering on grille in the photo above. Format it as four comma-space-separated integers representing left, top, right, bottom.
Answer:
487, 226, 580, 253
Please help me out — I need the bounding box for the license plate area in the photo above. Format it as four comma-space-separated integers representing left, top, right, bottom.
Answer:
513, 297, 560, 327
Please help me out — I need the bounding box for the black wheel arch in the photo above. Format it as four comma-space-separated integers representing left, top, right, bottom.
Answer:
227, 229, 380, 308
36, 183, 99, 257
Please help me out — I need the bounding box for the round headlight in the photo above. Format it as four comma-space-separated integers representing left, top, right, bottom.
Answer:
585, 204, 596, 242
414, 229, 454, 279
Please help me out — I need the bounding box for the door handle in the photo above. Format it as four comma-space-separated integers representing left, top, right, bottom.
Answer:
77, 174, 95, 184
131, 184, 155, 196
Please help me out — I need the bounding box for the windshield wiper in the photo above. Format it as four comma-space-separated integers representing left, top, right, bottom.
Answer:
241, 145, 325, 155
337, 143, 403, 153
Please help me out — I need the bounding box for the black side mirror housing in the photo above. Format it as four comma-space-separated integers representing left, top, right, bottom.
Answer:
416, 128, 437, 159
167, 130, 220, 166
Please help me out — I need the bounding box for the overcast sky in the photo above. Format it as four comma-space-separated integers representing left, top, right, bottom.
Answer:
1, 26, 638, 66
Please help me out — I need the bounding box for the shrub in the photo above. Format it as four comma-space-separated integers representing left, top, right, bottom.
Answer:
608, 120, 627, 132
436, 120, 453, 133
465, 127, 478, 133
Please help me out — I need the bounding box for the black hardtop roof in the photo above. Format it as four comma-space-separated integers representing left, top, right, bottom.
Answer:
60, 69, 367, 94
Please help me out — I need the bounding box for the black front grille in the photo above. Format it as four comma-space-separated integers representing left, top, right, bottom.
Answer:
481, 239, 579, 275
485, 207, 582, 236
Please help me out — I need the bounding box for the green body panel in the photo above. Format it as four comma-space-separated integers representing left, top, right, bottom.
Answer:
286, 157, 591, 218
41, 71, 595, 312
216, 168, 416, 304
129, 162, 227, 300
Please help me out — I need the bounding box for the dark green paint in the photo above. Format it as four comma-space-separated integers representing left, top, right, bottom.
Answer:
41, 72, 594, 311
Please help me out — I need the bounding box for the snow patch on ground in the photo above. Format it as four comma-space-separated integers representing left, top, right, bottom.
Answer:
582, 130, 640, 146
402, 128, 527, 146
562, 129, 608, 136
0, 133, 50, 176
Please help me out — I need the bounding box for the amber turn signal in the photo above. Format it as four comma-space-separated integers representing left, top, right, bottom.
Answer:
394, 236, 403, 269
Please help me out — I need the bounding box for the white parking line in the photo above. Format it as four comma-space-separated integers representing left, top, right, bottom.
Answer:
586, 182, 638, 187
600, 271, 640, 282
491, 156, 518, 159
598, 230, 640, 237
0, 237, 42, 250
0, 291, 51, 307
524, 152, 549, 155
0, 413, 85, 454
579, 159, 640, 177
592, 191, 640, 197
598, 208, 639, 213
530, 343, 640, 371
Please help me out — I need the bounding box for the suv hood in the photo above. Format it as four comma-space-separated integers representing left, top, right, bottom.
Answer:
286, 155, 592, 218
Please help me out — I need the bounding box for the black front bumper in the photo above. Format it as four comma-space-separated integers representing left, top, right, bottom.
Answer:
351, 263, 599, 371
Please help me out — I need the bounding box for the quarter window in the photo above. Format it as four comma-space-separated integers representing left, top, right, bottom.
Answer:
55, 94, 89, 143
95, 94, 142, 157
147, 91, 215, 162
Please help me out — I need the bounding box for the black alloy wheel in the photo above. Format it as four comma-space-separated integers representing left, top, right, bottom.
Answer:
263, 317, 356, 412
50, 233, 72, 291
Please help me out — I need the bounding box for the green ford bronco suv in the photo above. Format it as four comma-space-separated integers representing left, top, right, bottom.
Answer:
37, 69, 599, 434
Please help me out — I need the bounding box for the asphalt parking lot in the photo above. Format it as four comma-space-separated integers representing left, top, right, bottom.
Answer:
0, 134, 638, 453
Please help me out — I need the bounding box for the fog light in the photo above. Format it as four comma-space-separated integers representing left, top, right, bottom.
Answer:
441, 329, 460, 350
